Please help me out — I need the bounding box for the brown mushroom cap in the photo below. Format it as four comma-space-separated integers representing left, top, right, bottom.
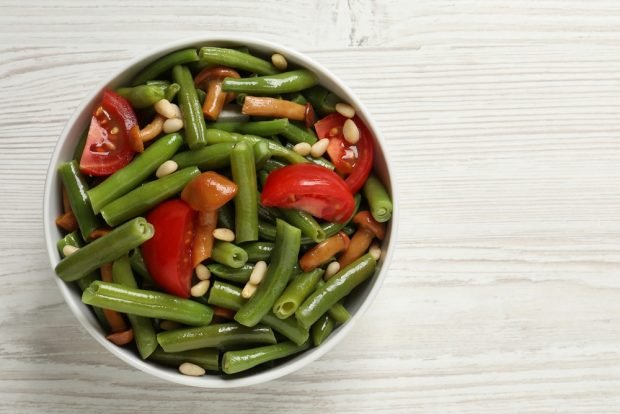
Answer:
352, 211, 386, 240
194, 67, 240, 88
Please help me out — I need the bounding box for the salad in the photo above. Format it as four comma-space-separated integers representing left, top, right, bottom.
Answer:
54, 45, 393, 376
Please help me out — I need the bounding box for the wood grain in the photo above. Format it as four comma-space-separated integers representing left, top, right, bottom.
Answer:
1, 0, 620, 412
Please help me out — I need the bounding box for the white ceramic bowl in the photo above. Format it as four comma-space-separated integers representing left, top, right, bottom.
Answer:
43, 36, 398, 388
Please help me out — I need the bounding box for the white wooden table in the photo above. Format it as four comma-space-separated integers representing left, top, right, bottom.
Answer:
2, 1, 620, 412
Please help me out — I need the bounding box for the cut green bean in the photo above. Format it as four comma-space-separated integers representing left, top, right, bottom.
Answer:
56, 231, 83, 257
218, 202, 235, 229
207, 263, 253, 284
128, 248, 154, 285
241, 241, 274, 262
55, 217, 154, 282
311, 314, 334, 346
314, 280, 352, 325
100, 167, 200, 226
279, 208, 326, 243
149, 347, 219, 372
116, 85, 165, 109
208, 281, 308, 345
222, 341, 310, 374
112, 255, 158, 359
88, 133, 183, 213
235, 219, 301, 327
58, 160, 100, 240
172, 142, 235, 170
172, 64, 208, 149
231, 141, 259, 243
222, 70, 319, 95
272, 269, 324, 319
296, 254, 376, 329
211, 241, 248, 269
82, 281, 213, 326
236, 118, 290, 136
281, 121, 317, 145
131, 48, 199, 86
198, 47, 279, 76
303, 85, 339, 116
253, 140, 272, 169
157, 323, 276, 353
285, 93, 308, 105
363, 174, 393, 223
164, 82, 180, 102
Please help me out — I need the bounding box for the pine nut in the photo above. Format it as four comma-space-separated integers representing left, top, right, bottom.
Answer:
271, 53, 288, 71
110, 126, 119, 135
213, 228, 235, 242
335, 103, 356, 118
342, 119, 360, 144
325, 261, 341, 280
310, 138, 329, 158
241, 282, 257, 299
249, 261, 268, 285
170, 103, 182, 119
369, 242, 382, 261
155, 160, 178, 178
62, 245, 79, 257
178, 362, 205, 376
191, 280, 210, 297
195, 264, 211, 281
163, 117, 184, 133
154, 99, 177, 119
160, 320, 182, 331
293, 142, 312, 156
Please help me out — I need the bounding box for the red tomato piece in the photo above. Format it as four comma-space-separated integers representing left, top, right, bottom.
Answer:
79, 90, 137, 176
141, 199, 196, 298
261, 164, 355, 223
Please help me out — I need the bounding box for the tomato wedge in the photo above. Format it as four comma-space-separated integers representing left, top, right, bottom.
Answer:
80, 90, 137, 176
314, 113, 374, 193
261, 164, 355, 222
141, 199, 195, 298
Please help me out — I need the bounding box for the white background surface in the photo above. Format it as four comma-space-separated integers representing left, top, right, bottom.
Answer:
2, 1, 620, 412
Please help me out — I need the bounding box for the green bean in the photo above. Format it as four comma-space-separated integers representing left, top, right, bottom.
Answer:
231, 142, 259, 243
116, 85, 165, 109
258, 170, 270, 190
295, 254, 376, 329
231, 119, 290, 136
285, 93, 308, 105
196, 88, 206, 105
206, 128, 309, 166
72, 126, 89, 162
272, 269, 324, 319
209, 120, 241, 132
363, 174, 393, 223
88, 133, 183, 213
311, 314, 334, 346
58, 232, 109, 331
218, 202, 235, 229
281, 122, 317, 145
211, 241, 248, 269
82, 281, 213, 326
157, 323, 276, 353
253, 140, 272, 170
198, 47, 279, 76
58, 160, 100, 240
128, 248, 154, 285
164, 82, 181, 102
172, 142, 235, 170
279, 208, 326, 243
263, 158, 286, 173
208, 281, 308, 345
257, 220, 276, 241
55, 217, 154, 282
207, 263, 253, 284
131, 48, 199, 86
222, 341, 310, 374
241, 241, 274, 262
173, 65, 208, 150
235, 219, 301, 327
222, 70, 318, 95
303, 85, 339, 116
149, 347, 219, 372
145, 80, 170, 88
100, 167, 200, 226
314, 280, 352, 324
112, 255, 158, 359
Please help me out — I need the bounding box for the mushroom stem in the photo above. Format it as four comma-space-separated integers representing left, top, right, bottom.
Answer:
194, 67, 240, 121
299, 232, 350, 272
242, 96, 307, 121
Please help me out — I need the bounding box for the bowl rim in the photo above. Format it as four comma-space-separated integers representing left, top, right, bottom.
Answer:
43, 35, 399, 388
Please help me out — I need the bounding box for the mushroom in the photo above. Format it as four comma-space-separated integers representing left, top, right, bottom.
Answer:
194, 67, 240, 120
242, 96, 316, 127
299, 231, 350, 272
338, 211, 386, 268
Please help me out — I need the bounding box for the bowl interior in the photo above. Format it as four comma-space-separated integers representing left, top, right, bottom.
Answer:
43, 36, 398, 388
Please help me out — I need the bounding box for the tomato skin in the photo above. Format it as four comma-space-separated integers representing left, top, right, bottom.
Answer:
141, 199, 195, 298
314, 113, 374, 193
261, 164, 355, 223
80, 90, 137, 176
